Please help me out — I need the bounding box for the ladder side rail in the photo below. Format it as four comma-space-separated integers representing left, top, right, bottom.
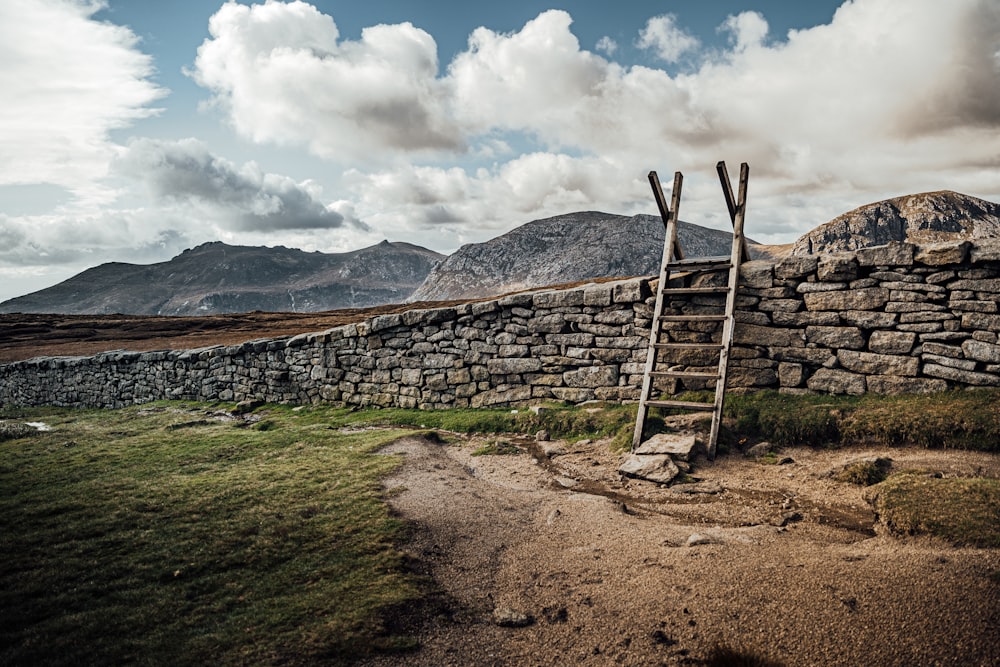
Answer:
648, 171, 685, 261
708, 162, 749, 458
633, 171, 683, 450
716, 161, 752, 263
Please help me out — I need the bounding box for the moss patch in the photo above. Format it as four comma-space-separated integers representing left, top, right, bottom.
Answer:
865, 473, 1000, 547
834, 458, 893, 486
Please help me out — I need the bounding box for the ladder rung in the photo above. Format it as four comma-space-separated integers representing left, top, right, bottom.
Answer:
659, 314, 726, 322
661, 287, 730, 295
653, 342, 723, 350
650, 370, 719, 379
671, 256, 731, 270
644, 399, 715, 410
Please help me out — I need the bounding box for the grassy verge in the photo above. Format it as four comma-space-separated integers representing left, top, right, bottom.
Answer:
722, 389, 1000, 450
0, 403, 420, 666
864, 473, 1000, 547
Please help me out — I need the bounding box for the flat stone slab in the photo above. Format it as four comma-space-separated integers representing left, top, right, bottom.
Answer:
619, 454, 680, 484
635, 433, 698, 461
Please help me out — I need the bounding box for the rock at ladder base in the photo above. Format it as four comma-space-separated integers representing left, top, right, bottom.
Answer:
634, 433, 698, 461
619, 454, 680, 484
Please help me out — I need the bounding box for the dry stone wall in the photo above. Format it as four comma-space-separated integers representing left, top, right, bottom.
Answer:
2, 239, 1000, 410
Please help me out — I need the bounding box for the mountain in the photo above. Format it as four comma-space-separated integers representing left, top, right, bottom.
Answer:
0, 241, 444, 315
790, 191, 1000, 255
408, 211, 772, 302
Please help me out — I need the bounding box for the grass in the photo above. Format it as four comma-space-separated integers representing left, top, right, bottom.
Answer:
723, 389, 1000, 450
0, 403, 421, 666
2, 389, 998, 664
865, 473, 1000, 547
833, 457, 893, 486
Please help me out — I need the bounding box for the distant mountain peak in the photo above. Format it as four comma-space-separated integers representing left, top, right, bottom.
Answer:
407, 211, 765, 302
791, 190, 1000, 255
0, 241, 444, 316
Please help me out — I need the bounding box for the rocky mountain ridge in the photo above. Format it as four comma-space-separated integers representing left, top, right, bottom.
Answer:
408, 211, 772, 302
0, 241, 444, 316
791, 191, 1000, 255
3, 190, 997, 315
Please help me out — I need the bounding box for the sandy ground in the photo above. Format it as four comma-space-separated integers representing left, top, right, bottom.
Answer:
364, 433, 1000, 667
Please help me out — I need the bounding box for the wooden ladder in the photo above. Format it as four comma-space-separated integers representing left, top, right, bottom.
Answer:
632, 161, 750, 459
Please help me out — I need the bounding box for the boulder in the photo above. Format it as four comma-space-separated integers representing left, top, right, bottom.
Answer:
619, 454, 680, 484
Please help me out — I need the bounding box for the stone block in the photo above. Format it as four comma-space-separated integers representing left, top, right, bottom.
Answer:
885, 302, 946, 312
817, 254, 859, 281
583, 283, 613, 306
590, 348, 633, 363
948, 300, 998, 313
471, 385, 534, 407
771, 311, 840, 326
612, 279, 651, 304
921, 342, 964, 358
487, 358, 542, 375
838, 311, 897, 328
805, 326, 865, 350
778, 362, 804, 387
369, 313, 403, 333
915, 241, 970, 266
728, 366, 778, 387
921, 354, 976, 371
868, 331, 916, 354
856, 241, 915, 267
594, 335, 647, 349
770, 347, 836, 365
578, 323, 623, 337
619, 454, 679, 484
970, 238, 1000, 263
796, 282, 847, 293
807, 368, 866, 395
758, 299, 802, 312
527, 314, 566, 334
775, 255, 818, 280
923, 364, 1000, 386
838, 350, 919, 376
947, 278, 1000, 293
804, 288, 889, 312
740, 261, 774, 288
881, 281, 947, 293
498, 344, 529, 358
962, 339, 1000, 363
962, 312, 1000, 331
735, 311, 772, 325
595, 309, 634, 325
550, 387, 596, 402
733, 324, 804, 347
866, 376, 948, 394
546, 333, 596, 346
563, 365, 618, 388
899, 312, 955, 323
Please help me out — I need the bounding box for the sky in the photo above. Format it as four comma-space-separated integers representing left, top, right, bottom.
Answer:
1, 0, 999, 303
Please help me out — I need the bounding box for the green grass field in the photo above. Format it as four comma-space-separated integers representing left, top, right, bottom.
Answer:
1, 390, 998, 664
0, 403, 422, 666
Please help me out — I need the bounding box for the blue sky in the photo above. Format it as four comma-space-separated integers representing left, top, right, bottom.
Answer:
1, 0, 998, 302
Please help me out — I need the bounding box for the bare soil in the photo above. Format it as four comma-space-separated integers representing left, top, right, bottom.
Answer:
367, 434, 1000, 667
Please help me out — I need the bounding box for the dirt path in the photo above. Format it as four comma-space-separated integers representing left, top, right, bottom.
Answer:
366, 435, 1000, 666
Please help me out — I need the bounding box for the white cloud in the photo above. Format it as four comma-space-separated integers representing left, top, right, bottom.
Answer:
189, 0, 462, 161
0, 0, 164, 205
719, 11, 769, 52
596, 36, 618, 56
117, 138, 366, 232
179, 0, 1000, 249
636, 14, 700, 63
